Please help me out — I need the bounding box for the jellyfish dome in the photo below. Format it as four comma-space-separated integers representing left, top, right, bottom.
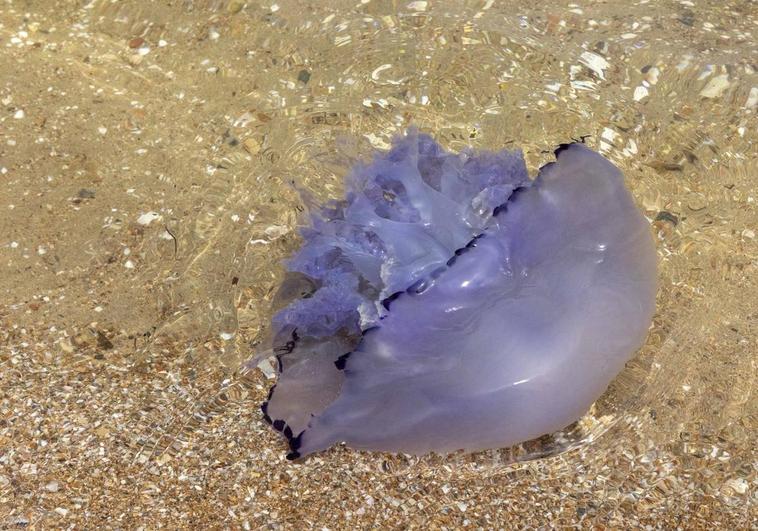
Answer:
261, 129, 657, 459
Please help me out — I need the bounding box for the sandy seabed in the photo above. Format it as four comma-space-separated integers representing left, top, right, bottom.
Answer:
1, 1, 755, 528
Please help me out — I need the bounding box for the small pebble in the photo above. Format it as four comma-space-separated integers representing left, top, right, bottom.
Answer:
264, 225, 289, 239
644, 67, 660, 85
243, 138, 261, 154
723, 478, 748, 495
634, 86, 649, 101
227, 0, 245, 14
654, 211, 679, 226
700, 74, 730, 98
297, 69, 311, 84
579, 51, 610, 80
137, 212, 161, 225
745, 87, 758, 109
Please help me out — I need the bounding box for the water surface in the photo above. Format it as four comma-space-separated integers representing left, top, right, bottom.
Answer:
0, 0, 755, 527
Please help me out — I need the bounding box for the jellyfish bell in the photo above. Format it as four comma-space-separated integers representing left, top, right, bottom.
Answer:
261, 130, 657, 459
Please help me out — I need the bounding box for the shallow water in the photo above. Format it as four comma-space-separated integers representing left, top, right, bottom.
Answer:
0, 0, 755, 527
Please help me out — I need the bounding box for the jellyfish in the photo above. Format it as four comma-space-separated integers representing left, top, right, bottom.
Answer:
260, 129, 657, 459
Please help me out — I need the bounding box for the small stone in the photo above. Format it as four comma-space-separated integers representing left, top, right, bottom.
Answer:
96, 331, 113, 350
13, 109, 25, 119
243, 137, 261, 154
579, 51, 610, 80
687, 196, 707, 212
78, 189, 96, 199
227, 0, 245, 14
745, 87, 758, 109
54, 507, 69, 517
644, 66, 660, 85
297, 69, 311, 84
45, 481, 60, 492
137, 211, 161, 225
128, 37, 145, 48
223, 131, 239, 146
654, 211, 679, 226
633, 86, 649, 102
264, 225, 289, 239
599, 127, 617, 152
20, 462, 37, 475
723, 478, 748, 495
257, 357, 277, 378
60, 340, 75, 353
700, 74, 730, 98
678, 11, 695, 27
